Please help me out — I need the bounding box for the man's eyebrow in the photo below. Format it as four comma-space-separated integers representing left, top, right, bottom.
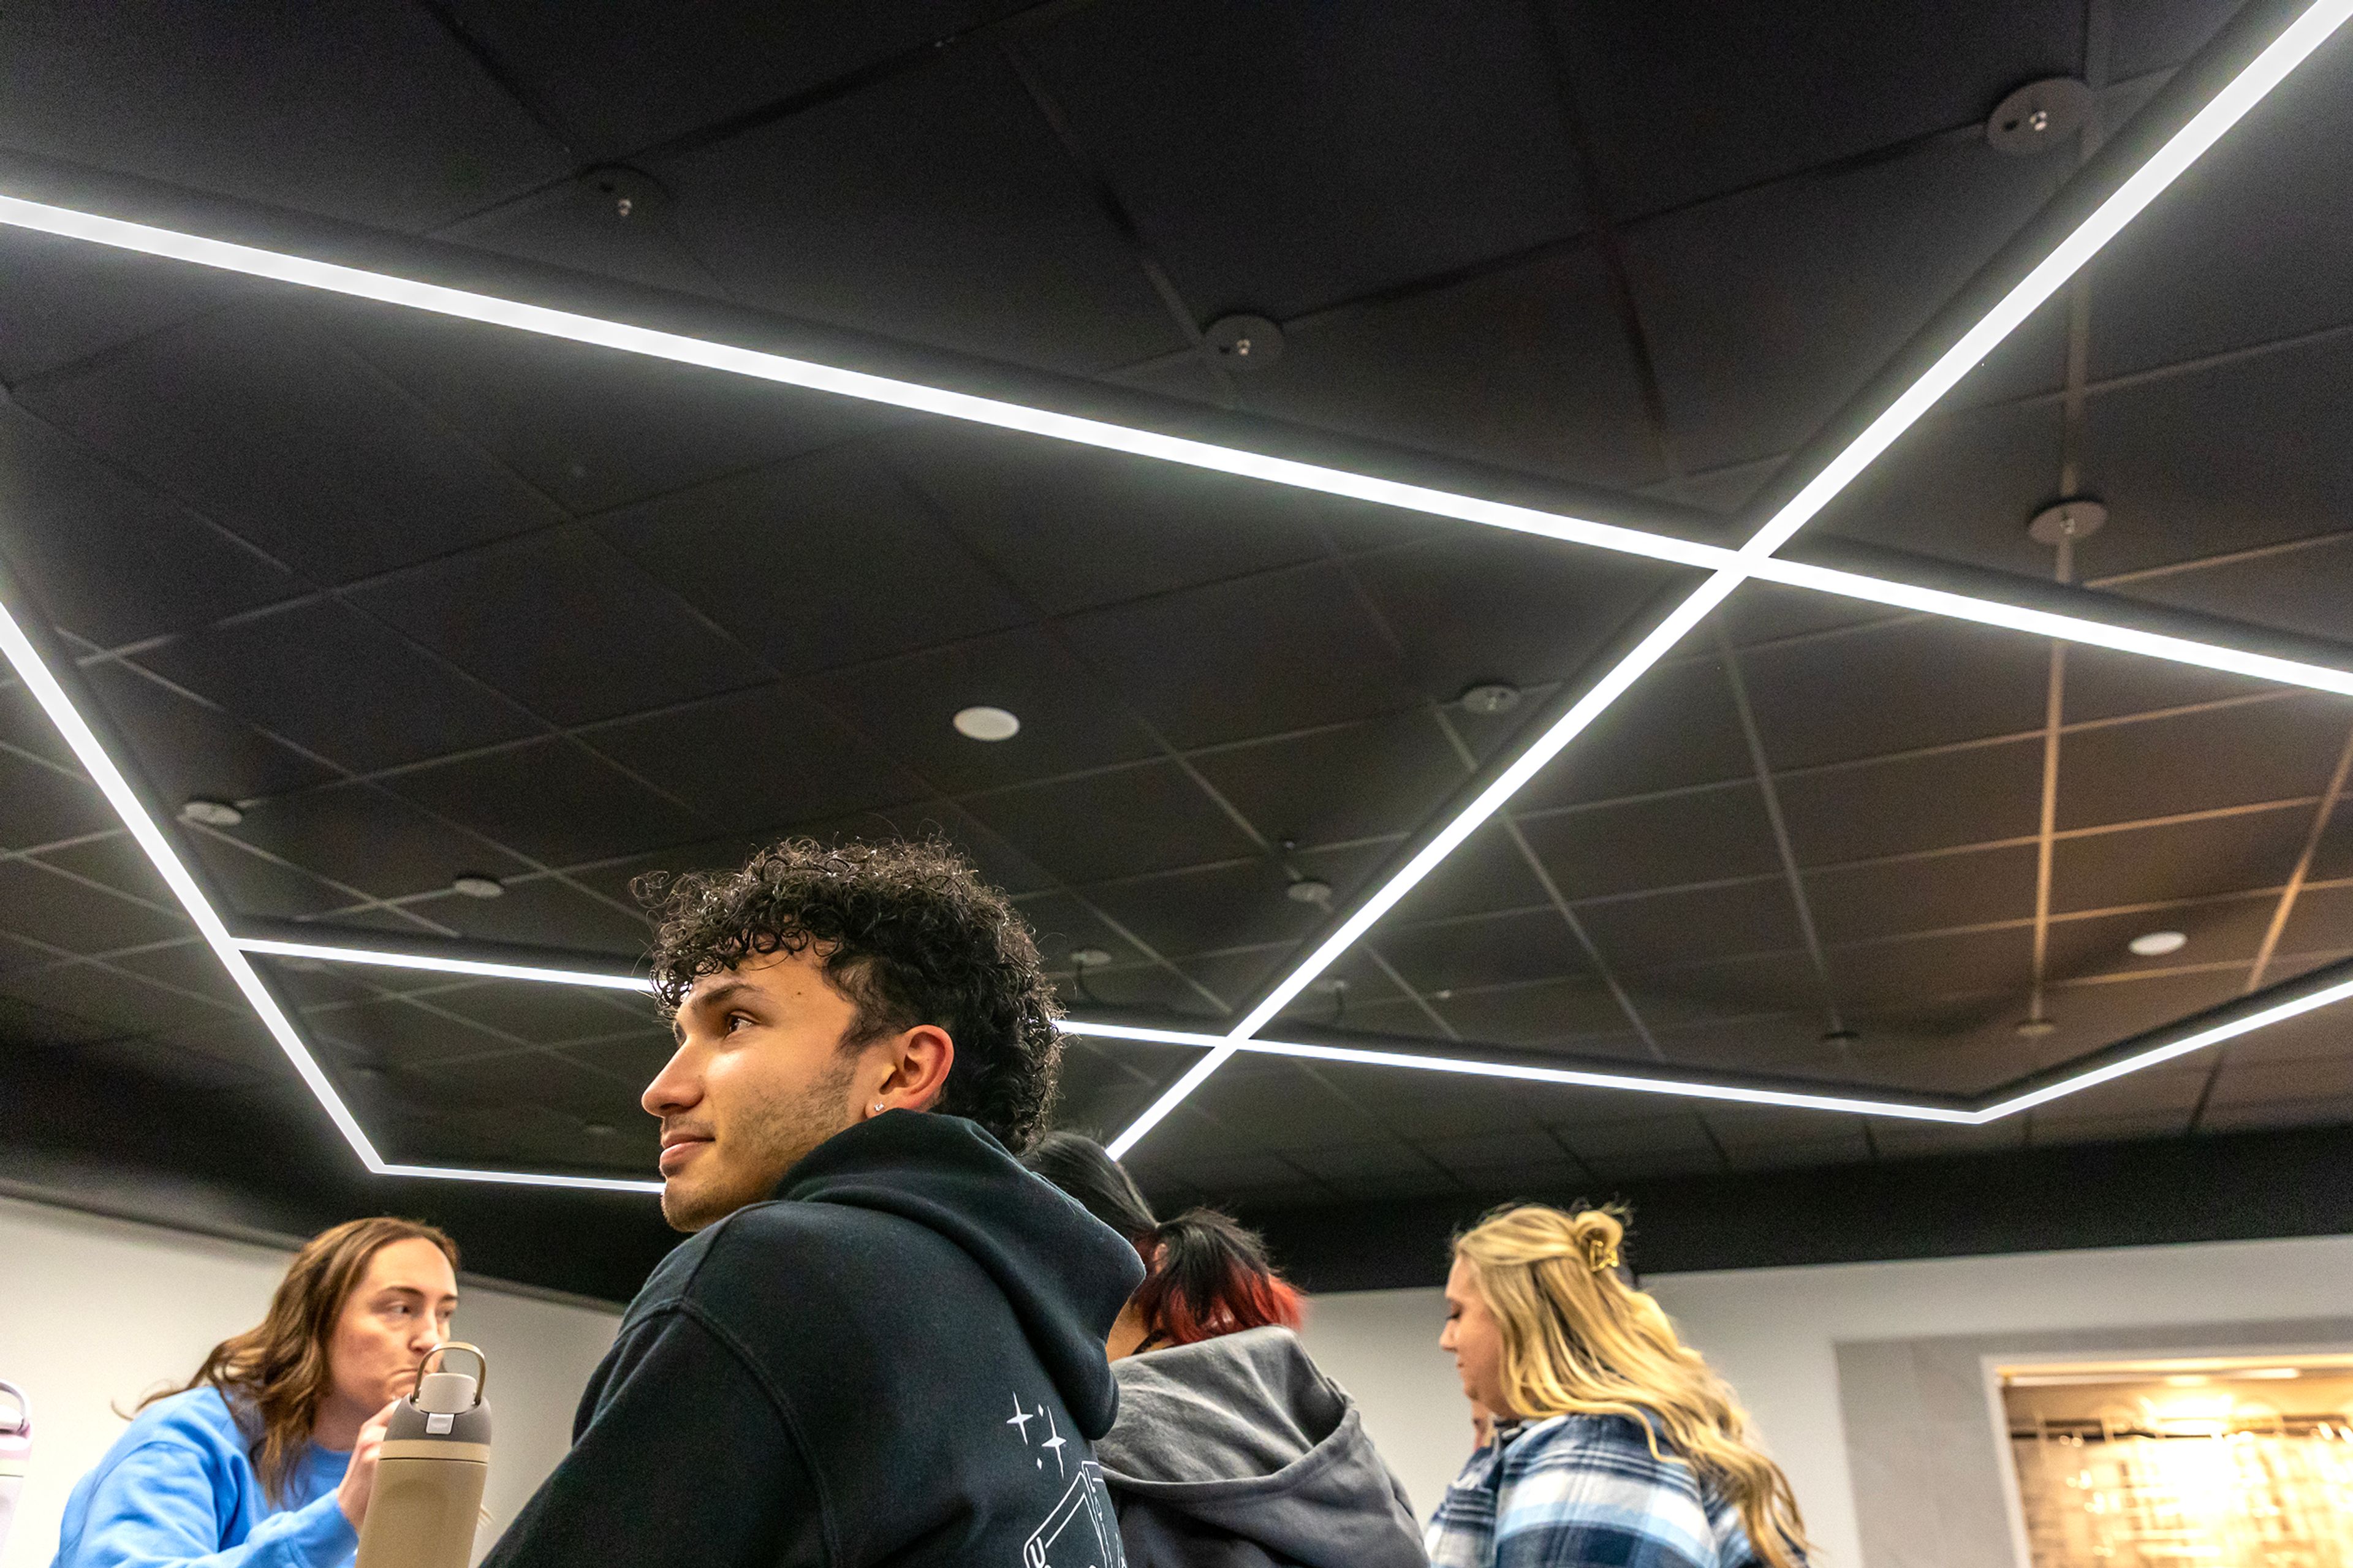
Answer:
676, 979, 757, 1038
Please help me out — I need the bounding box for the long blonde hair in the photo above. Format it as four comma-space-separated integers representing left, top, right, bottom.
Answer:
140, 1218, 458, 1503
1453, 1205, 1808, 1568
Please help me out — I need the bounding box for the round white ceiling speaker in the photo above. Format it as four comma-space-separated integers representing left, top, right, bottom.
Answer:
952, 705, 1021, 742
180, 798, 243, 827
2129, 930, 2188, 956
451, 874, 506, 900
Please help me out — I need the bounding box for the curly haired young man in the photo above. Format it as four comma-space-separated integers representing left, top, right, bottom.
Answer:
483, 839, 1142, 1568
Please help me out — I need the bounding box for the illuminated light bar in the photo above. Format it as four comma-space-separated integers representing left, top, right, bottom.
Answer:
374, 1162, 664, 1195
1062, 1020, 1979, 1124
1101, 0, 2353, 1154
1977, 967, 2353, 1120
235, 936, 655, 992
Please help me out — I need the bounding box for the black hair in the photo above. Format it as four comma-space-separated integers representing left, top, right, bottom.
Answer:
638, 836, 1063, 1151
1022, 1132, 1303, 1346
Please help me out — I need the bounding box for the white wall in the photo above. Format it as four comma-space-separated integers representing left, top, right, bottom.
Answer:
1298, 1233, 2353, 1568
0, 1195, 621, 1568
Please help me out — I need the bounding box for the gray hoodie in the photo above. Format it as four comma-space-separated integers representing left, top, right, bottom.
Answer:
1093, 1326, 1428, 1568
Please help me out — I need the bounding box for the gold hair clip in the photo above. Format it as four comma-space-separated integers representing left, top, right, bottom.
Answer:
1585, 1238, 1621, 1274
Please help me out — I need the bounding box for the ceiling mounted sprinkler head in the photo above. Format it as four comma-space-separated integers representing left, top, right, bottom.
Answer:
451, 874, 506, 900
1460, 682, 1522, 716
1205, 314, 1283, 368
1286, 878, 1335, 908
2029, 498, 2107, 547
180, 798, 243, 827
1987, 77, 2094, 154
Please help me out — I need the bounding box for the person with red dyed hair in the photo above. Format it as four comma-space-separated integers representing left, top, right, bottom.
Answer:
1023, 1134, 1425, 1568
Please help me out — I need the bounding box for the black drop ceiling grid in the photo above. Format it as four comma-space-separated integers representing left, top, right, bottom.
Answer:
0, 0, 2343, 1200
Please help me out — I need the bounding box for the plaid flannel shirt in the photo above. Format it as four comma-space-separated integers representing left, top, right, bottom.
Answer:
1424, 1413, 1771, 1568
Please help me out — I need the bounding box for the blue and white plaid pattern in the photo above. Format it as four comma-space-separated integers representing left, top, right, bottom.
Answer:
1425, 1413, 1771, 1568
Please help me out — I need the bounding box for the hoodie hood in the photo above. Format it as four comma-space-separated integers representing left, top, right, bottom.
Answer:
1095, 1327, 1426, 1568
775, 1110, 1144, 1439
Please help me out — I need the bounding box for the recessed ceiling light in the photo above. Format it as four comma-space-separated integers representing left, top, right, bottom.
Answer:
179, 798, 242, 827
1460, 683, 1521, 716
1286, 878, 1335, 907
2130, 930, 2189, 956
451, 874, 506, 900
952, 705, 1021, 742
1070, 948, 1112, 969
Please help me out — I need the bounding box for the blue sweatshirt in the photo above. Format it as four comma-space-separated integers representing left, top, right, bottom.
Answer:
52, 1388, 357, 1568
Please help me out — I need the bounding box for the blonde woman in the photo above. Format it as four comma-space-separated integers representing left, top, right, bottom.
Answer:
1429, 1205, 1808, 1568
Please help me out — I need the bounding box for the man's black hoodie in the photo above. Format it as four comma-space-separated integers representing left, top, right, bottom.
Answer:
482, 1112, 1146, 1568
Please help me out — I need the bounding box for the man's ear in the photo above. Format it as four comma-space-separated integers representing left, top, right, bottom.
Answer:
871, 1024, 955, 1114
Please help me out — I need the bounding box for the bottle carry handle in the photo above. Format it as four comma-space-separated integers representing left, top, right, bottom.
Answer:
419, 1344, 488, 1403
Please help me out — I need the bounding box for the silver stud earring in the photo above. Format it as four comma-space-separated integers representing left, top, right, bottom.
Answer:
871, 1102, 884, 1115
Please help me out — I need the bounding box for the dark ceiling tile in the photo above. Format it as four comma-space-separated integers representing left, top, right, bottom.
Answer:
306, 995, 515, 1067
31, 834, 181, 912
1623, 136, 2071, 469
0, 0, 568, 229
2059, 656, 2292, 728
2081, 336, 2353, 577
559, 1029, 682, 1097
2115, 537, 2353, 648
1711, 583, 1903, 651
0, 227, 266, 385
1349, 531, 1694, 708
1316, 1057, 1565, 1138
335, 311, 892, 516
187, 833, 366, 922
1553, 0, 2082, 216
1065, 958, 1229, 1021
2218, 998, 2353, 1069
2042, 967, 2249, 1045
444, 1, 1015, 161
385, 738, 707, 869
1186, 1057, 1395, 1148
1014, 891, 1156, 971
0, 403, 295, 648
656, 48, 1185, 373
1621, 950, 1827, 1025
230, 781, 537, 902
958, 760, 1262, 886
882, 425, 1338, 617
1084, 860, 1320, 962
1414, 1127, 1580, 1181
2316, 811, 2353, 885
2196, 1093, 2353, 1134
434, 172, 743, 302
1235, 248, 1664, 489
1736, 616, 2052, 771
1578, 877, 1805, 971
0, 681, 76, 772
405, 1048, 648, 1129
595, 447, 1034, 674
1649, 1012, 1838, 1074
1869, 1118, 2028, 1159
1806, 842, 2039, 945
2110, 0, 2241, 79
1026, 0, 1585, 320
1059, 561, 1420, 748
1828, 926, 2035, 1010
1379, 907, 1594, 994
406, 877, 655, 961
2026, 1109, 2194, 1146
1189, 711, 1463, 849
1778, 739, 2045, 866
17, 312, 565, 583
349, 529, 771, 728
104, 938, 247, 1011
805, 626, 1159, 794
131, 599, 536, 774
1721, 1131, 1877, 1172
423, 982, 659, 1050
0, 855, 188, 955
2088, 29, 2353, 378
1518, 782, 1783, 900
2277, 881, 2353, 959
2056, 694, 2349, 831
0, 744, 111, 852
2047, 895, 2280, 982
1811, 399, 2071, 580
0, 952, 229, 1037
1513, 656, 1754, 811
586, 685, 927, 836
1430, 974, 1639, 1047
77, 659, 340, 808
2061, 800, 2315, 909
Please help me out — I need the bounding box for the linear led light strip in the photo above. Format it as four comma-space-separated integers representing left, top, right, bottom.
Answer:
0, 192, 2346, 702
0, 0, 2343, 1178
1101, 0, 2353, 1155
214, 939, 2353, 1131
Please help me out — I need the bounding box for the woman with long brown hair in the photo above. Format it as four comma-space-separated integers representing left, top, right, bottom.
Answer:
1429, 1205, 1808, 1568
1023, 1133, 1423, 1568
51, 1217, 460, 1568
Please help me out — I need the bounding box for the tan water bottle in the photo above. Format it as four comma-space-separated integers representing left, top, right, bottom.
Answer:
357, 1343, 491, 1568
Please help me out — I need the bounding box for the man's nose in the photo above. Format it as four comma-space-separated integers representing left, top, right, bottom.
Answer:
642, 1042, 700, 1118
